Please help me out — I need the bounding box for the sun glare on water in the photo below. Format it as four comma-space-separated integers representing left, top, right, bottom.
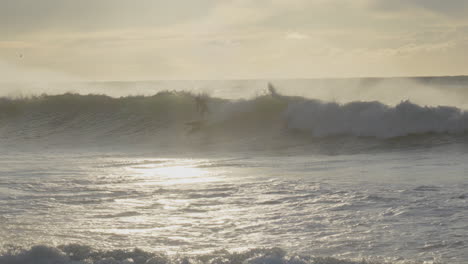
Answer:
98, 158, 227, 242
126, 159, 220, 186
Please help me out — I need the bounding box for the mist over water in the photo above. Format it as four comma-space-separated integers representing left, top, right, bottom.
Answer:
1, 78, 468, 264
2, 75, 468, 105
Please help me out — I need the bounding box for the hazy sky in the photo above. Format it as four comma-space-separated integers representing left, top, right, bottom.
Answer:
1, 0, 468, 80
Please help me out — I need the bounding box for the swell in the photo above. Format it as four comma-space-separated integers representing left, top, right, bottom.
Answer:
1, 91, 468, 149
0, 244, 433, 264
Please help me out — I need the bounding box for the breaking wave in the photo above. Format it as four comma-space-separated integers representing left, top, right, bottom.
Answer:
0, 245, 436, 264
1, 91, 468, 150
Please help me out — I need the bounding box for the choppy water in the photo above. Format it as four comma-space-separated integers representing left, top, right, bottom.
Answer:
1, 78, 468, 264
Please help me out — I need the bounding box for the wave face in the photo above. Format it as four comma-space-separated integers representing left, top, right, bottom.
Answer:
0, 245, 425, 264
1, 91, 468, 150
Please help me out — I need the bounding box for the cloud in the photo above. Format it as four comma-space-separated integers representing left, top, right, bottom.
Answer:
370, 0, 468, 18
0, 0, 217, 37
1, 0, 468, 79
285, 32, 310, 40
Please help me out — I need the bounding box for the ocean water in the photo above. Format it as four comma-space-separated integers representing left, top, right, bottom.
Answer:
0, 78, 467, 264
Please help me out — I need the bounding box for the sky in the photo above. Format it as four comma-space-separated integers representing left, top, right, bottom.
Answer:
1, 0, 468, 81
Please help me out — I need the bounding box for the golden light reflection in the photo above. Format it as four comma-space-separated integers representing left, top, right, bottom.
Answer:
126, 159, 220, 186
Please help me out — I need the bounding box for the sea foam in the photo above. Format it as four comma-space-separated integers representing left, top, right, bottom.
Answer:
0, 245, 425, 264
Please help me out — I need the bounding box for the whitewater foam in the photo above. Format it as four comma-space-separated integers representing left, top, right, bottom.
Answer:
285, 100, 468, 138
0, 245, 435, 264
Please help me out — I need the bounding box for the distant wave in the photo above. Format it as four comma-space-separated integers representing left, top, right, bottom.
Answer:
0, 91, 467, 149
285, 99, 468, 138
0, 244, 428, 264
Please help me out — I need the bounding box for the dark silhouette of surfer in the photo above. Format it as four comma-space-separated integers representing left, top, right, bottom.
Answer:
268, 82, 280, 98
186, 94, 209, 133
195, 94, 209, 118
267, 82, 290, 132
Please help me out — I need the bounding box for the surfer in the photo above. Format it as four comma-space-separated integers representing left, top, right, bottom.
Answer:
268, 82, 290, 132
195, 94, 209, 118
186, 94, 209, 134
268, 82, 280, 98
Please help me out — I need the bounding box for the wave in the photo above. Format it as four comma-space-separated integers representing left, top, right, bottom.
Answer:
1, 91, 468, 150
0, 244, 435, 264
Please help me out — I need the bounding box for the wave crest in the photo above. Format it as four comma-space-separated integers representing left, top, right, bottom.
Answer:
285, 99, 467, 138
0, 244, 426, 264
1, 91, 468, 149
